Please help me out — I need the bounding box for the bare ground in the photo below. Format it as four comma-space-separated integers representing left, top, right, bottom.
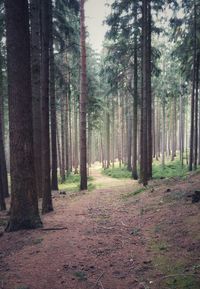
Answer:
0, 169, 200, 289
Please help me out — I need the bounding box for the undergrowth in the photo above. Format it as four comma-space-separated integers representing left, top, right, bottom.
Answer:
102, 158, 195, 180
102, 166, 132, 179
59, 173, 94, 192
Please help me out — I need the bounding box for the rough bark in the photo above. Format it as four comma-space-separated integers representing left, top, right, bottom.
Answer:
5, 0, 42, 230
30, 0, 42, 198
41, 0, 53, 213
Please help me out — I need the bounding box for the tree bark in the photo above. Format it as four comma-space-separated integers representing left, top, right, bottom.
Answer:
5, 0, 42, 230
80, 0, 87, 190
49, 0, 58, 190
41, 0, 53, 213
30, 0, 42, 198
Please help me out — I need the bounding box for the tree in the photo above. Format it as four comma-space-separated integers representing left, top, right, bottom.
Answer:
80, 0, 87, 190
49, 0, 58, 190
41, 0, 53, 213
30, 0, 42, 197
5, 0, 42, 231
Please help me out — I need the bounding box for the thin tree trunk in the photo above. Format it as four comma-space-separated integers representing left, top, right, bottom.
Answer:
49, 0, 58, 190
0, 55, 9, 199
80, 0, 87, 190
30, 0, 42, 197
41, 0, 53, 213
189, 2, 197, 171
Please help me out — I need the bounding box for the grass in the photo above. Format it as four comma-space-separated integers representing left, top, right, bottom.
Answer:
102, 166, 132, 179
153, 159, 188, 179
122, 187, 146, 200
58, 173, 94, 192
102, 158, 193, 180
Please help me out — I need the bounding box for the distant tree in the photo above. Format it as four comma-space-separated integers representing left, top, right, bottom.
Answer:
41, 0, 53, 213
80, 0, 87, 190
49, 0, 58, 190
5, 0, 42, 231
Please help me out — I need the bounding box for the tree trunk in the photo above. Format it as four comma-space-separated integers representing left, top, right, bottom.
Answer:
41, 0, 53, 213
132, 11, 138, 179
30, 0, 42, 198
80, 0, 87, 190
140, 0, 148, 186
5, 0, 42, 231
0, 54, 9, 199
189, 2, 197, 171
49, 0, 58, 190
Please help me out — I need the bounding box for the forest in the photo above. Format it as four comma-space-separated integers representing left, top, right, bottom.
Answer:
0, 0, 200, 288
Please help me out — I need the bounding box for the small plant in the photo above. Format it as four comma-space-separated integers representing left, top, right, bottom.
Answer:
16, 286, 29, 289
32, 238, 43, 245
73, 271, 87, 281
122, 187, 146, 200
130, 227, 141, 236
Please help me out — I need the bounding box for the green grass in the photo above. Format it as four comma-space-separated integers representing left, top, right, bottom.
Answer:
102, 158, 193, 180
102, 166, 132, 179
152, 159, 189, 179
122, 187, 146, 200
58, 173, 94, 192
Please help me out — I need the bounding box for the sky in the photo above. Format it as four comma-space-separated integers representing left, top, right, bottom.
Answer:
85, 0, 113, 53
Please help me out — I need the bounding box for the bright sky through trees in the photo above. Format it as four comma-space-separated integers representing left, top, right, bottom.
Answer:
85, 0, 113, 52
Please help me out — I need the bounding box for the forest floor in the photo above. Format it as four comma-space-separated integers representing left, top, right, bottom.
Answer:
0, 167, 200, 289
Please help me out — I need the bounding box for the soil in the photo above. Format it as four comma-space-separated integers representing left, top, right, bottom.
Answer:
0, 168, 200, 289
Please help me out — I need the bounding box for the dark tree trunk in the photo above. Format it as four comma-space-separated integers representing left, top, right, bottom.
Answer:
30, 0, 42, 198
140, 0, 148, 186
147, 1, 152, 178
5, 0, 42, 231
80, 0, 87, 190
49, 0, 58, 190
132, 8, 138, 179
41, 0, 53, 213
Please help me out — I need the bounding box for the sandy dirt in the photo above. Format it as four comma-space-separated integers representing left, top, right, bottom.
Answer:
0, 169, 200, 289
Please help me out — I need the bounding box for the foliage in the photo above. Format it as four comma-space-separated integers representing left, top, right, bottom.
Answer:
152, 159, 189, 179
102, 166, 132, 179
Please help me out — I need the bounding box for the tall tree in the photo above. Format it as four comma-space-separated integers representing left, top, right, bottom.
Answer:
5, 0, 42, 231
0, 49, 9, 199
41, 0, 53, 213
49, 0, 58, 190
140, 0, 149, 186
30, 0, 42, 197
79, 0, 87, 190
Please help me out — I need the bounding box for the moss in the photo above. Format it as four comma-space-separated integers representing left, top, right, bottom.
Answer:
122, 187, 146, 200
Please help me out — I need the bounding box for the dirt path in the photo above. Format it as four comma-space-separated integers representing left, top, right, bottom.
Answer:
0, 169, 200, 289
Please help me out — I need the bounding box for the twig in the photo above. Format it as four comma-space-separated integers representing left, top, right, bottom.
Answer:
40, 227, 68, 231
92, 272, 104, 289
1, 280, 4, 289
99, 281, 105, 289
121, 221, 128, 227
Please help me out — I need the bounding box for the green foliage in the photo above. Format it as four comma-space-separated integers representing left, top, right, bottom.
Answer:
153, 159, 188, 179
122, 188, 146, 199
102, 166, 132, 179
73, 271, 87, 281
59, 173, 94, 192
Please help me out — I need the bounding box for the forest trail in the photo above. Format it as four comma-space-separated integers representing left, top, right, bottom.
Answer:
0, 169, 200, 289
